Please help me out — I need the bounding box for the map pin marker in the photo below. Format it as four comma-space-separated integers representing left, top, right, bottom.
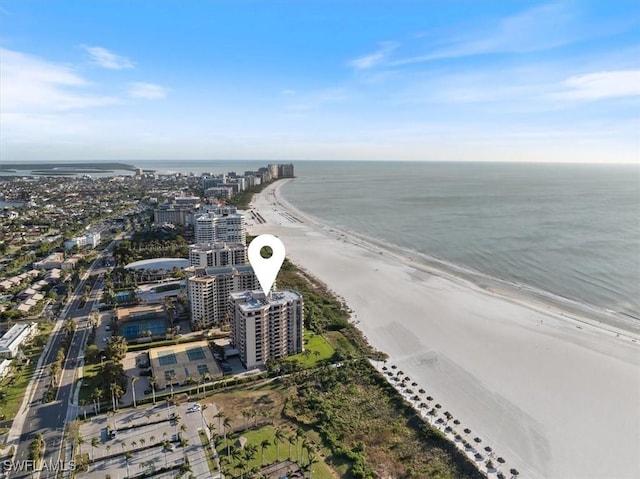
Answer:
248, 234, 286, 297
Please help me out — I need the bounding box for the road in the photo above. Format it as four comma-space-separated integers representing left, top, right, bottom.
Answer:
9, 239, 120, 479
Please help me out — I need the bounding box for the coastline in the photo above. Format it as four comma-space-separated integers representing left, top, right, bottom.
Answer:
274, 179, 640, 342
249, 178, 640, 479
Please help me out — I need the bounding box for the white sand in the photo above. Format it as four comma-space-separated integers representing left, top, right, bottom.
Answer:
249, 180, 640, 479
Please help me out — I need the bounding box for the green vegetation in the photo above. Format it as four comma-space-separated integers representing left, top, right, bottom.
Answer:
0, 322, 52, 421
286, 360, 481, 479
78, 363, 102, 403
112, 236, 188, 266
216, 425, 335, 479
28, 433, 45, 465
199, 430, 219, 474
227, 179, 277, 209
43, 319, 76, 402
290, 331, 335, 367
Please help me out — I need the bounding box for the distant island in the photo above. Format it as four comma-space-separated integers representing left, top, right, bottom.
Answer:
0, 162, 137, 174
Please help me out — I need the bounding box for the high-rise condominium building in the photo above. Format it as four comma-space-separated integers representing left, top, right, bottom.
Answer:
194, 213, 246, 244
187, 265, 258, 326
229, 290, 303, 369
188, 242, 247, 268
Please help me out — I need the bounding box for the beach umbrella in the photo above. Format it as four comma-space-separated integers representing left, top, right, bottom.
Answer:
435, 403, 442, 409
426, 396, 434, 401
484, 446, 492, 453
510, 468, 519, 476
391, 365, 397, 369
474, 437, 482, 444
411, 382, 418, 387
453, 419, 461, 425
464, 428, 471, 435
418, 389, 425, 394
497, 457, 505, 464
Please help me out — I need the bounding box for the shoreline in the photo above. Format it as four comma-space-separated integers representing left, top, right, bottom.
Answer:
273, 178, 640, 342
248, 178, 640, 479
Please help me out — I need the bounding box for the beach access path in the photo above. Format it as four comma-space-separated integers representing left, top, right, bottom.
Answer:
248, 179, 640, 479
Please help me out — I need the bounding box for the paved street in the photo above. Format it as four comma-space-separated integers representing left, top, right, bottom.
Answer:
8, 239, 121, 479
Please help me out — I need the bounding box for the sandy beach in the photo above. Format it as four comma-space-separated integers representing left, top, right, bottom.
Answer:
249, 179, 640, 479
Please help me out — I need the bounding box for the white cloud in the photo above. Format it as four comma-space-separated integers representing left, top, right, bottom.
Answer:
83, 45, 135, 69
0, 47, 119, 112
392, 3, 579, 65
348, 41, 398, 70
127, 82, 169, 99
558, 70, 640, 100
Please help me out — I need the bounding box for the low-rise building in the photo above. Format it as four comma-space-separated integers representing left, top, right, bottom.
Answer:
0, 359, 12, 379
0, 322, 38, 358
34, 252, 65, 270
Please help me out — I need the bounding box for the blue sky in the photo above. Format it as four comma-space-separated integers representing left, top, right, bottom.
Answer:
1, 0, 639, 163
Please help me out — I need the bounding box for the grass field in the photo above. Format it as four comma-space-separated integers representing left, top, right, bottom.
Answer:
216, 425, 336, 479
78, 363, 102, 403
290, 331, 335, 367
0, 322, 53, 421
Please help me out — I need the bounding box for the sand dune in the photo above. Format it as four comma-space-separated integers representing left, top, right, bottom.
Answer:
249, 179, 640, 479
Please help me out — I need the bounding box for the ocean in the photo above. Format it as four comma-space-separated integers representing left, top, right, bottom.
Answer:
278, 161, 640, 320
20, 158, 639, 320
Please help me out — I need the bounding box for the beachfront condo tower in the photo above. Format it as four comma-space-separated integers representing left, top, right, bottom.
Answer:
229, 290, 304, 369
194, 212, 246, 244
187, 265, 258, 327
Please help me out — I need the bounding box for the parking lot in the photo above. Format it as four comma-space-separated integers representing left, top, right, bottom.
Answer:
77, 401, 220, 478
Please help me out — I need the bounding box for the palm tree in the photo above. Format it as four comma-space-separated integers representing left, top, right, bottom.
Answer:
260, 438, 270, 466
274, 428, 285, 462
149, 376, 157, 404
91, 437, 99, 460
202, 372, 211, 393
242, 410, 250, 430
301, 438, 310, 466
223, 417, 232, 456
295, 427, 304, 462
139, 438, 146, 447
162, 440, 171, 468
124, 451, 132, 477
49, 363, 60, 386
214, 411, 226, 433
287, 434, 296, 460
131, 376, 138, 408
80, 399, 87, 421
110, 383, 123, 411
92, 388, 103, 414
306, 452, 319, 478
75, 434, 85, 460
169, 371, 177, 397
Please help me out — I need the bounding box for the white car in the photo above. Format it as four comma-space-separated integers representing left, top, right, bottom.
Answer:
187, 404, 201, 413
